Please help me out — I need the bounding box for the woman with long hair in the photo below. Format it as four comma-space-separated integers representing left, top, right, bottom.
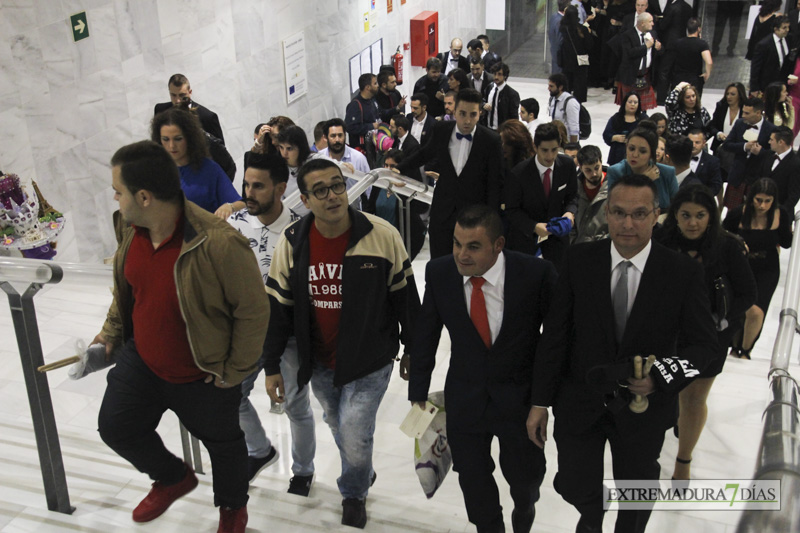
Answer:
710, 82, 745, 149
151, 107, 243, 218
657, 185, 756, 479
499, 119, 535, 170
763, 81, 795, 129
665, 82, 714, 136
606, 120, 679, 210
603, 92, 648, 165
655, 136, 667, 164
276, 125, 316, 216
559, 5, 593, 102
723, 177, 793, 359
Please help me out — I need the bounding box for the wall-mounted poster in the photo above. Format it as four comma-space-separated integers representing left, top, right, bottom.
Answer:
282, 31, 307, 104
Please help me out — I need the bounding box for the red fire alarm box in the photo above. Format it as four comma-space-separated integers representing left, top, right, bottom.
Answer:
410, 11, 438, 67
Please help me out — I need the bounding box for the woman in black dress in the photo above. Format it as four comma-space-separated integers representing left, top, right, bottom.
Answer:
657, 185, 756, 480
746, 0, 782, 61
602, 92, 647, 165
559, 5, 593, 102
723, 178, 793, 359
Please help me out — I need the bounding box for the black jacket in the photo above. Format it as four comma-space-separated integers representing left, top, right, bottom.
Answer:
154, 101, 224, 144
750, 34, 793, 93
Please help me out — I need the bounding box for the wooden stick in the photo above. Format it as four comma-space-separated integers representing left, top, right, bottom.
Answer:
37, 355, 81, 373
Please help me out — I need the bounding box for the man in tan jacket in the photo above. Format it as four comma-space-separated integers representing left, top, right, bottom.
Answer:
93, 140, 268, 533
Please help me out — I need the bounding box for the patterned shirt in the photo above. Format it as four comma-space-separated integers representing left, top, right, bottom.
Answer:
227, 205, 300, 283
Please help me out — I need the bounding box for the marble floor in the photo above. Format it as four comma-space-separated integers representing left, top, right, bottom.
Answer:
1, 80, 799, 533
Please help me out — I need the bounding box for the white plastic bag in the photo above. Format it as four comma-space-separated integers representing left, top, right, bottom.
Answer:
413, 391, 451, 499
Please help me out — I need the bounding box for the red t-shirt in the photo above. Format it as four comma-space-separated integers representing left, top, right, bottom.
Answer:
125, 216, 205, 383
308, 223, 350, 369
583, 176, 605, 202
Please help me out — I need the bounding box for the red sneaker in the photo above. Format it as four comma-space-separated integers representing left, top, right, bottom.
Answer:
132, 463, 198, 522
218, 506, 248, 533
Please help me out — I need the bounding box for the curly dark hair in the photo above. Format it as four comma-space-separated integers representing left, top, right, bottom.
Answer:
498, 119, 534, 168
659, 184, 727, 266
151, 107, 209, 170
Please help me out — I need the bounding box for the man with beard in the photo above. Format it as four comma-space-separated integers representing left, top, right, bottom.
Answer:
226, 153, 317, 496
547, 73, 581, 143
345, 73, 382, 152
413, 57, 449, 118
376, 70, 406, 119
571, 145, 609, 243
319, 118, 368, 209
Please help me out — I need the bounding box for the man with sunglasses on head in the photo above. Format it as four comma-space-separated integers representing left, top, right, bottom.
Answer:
263, 158, 419, 529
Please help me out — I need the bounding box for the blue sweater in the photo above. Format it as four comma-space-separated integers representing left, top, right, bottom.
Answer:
606, 160, 679, 211
179, 158, 241, 213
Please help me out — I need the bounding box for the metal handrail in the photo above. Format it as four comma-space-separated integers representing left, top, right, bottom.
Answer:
736, 211, 800, 532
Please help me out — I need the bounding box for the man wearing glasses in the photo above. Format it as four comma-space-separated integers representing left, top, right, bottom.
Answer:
263, 158, 419, 529
526, 174, 718, 533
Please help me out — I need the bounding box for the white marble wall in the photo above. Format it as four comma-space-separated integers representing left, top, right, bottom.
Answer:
0, 0, 486, 262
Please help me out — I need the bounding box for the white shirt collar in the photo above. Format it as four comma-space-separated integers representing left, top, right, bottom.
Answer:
494, 82, 506, 92
414, 113, 427, 124
611, 239, 652, 274
777, 146, 792, 159
675, 167, 692, 184
399, 131, 409, 145
534, 154, 554, 176
463, 250, 506, 287
452, 124, 477, 141
248, 203, 293, 234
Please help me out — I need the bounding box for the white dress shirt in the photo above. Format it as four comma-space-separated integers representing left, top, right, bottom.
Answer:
772, 146, 791, 170
743, 118, 764, 154
449, 124, 476, 175
675, 167, 692, 186
689, 152, 701, 174
549, 91, 581, 137
411, 114, 426, 143
774, 33, 789, 68
444, 52, 460, 74
463, 251, 506, 344
397, 131, 409, 150
610, 240, 651, 315
534, 154, 554, 188
487, 82, 506, 130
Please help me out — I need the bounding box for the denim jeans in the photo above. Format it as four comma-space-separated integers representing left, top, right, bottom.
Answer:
98, 339, 248, 508
239, 337, 315, 475
310, 361, 392, 499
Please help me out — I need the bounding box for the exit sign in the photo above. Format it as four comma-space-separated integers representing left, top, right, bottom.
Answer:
70, 12, 89, 42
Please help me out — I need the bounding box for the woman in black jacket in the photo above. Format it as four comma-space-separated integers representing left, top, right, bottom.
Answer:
559, 5, 593, 102
657, 184, 756, 480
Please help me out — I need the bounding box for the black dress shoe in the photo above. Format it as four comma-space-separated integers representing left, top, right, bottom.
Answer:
576, 515, 603, 533
511, 506, 535, 533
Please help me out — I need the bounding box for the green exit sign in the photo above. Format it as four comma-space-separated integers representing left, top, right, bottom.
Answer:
70, 12, 89, 42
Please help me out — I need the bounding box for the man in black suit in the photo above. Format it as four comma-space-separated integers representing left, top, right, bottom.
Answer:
153, 73, 225, 144
478, 34, 503, 74
483, 62, 520, 130
407, 93, 436, 146
413, 57, 449, 118
722, 97, 777, 209
659, 0, 693, 47
397, 89, 503, 259
527, 174, 717, 533
410, 205, 556, 533
469, 57, 493, 102
762, 126, 800, 212
437, 38, 470, 75
750, 16, 792, 95
389, 115, 420, 158
687, 129, 723, 195
787, 0, 800, 51
505, 122, 578, 266
615, 14, 662, 108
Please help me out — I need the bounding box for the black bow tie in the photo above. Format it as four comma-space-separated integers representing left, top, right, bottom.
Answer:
450, 58, 459, 62
692, 156, 700, 162
456, 132, 473, 141
745, 124, 758, 130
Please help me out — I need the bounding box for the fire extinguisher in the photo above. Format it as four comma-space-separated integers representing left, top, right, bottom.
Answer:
392, 46, 404, 85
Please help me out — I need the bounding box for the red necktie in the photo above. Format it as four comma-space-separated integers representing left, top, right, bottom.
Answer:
543, 168, 552, 199
470, 277, 492, 348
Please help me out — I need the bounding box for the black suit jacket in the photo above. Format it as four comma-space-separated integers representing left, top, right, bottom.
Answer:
659, 0, 693, 46
437, 51, 470, 73
482, 51, 502, 74
692, 150, 723, 194
483, 84, 521, 128
531, 240, 718, 434
722, 118, 777, 186
759, 149, 800, 211
406, 112, 436, 146
750, 35, 793, 93
616, 27, 659, 85
409, 251, 557, 430
397, 121, 503, 250
710, 100, 742, 152
504, 154, 579, 264
153, 101, 224, 144
471, 71, 493, 101
788, 8, 800, 50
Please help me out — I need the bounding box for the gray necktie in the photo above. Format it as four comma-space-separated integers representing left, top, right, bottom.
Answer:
613, 261, 631, 343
